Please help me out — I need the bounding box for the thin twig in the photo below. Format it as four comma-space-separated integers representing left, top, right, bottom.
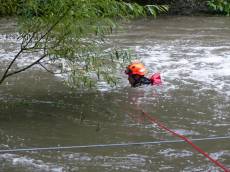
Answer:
38, 62, 67, 75
21, 32, 36, 49
0, 48, 24, 84
4, 54, 47, 79
0, 7, 71, 84
0, 32, 38, 84
28, 8, 71, 50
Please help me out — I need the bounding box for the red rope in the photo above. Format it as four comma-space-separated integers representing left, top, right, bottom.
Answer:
141, 110, 230, 172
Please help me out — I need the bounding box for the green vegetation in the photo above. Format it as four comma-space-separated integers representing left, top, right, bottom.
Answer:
0, 0, 18, 16
0, 0, 168, 87
207, 0, 230, 16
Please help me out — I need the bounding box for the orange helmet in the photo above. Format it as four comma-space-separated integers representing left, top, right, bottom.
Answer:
125, 62, 147, 76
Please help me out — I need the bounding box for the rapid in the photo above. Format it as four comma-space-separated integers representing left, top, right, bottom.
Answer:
0, 16, 230, 172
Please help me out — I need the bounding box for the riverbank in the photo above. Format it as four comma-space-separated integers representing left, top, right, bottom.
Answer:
167, 0, 210, 15
0, 0, 223, 17
125, 0, 210, 15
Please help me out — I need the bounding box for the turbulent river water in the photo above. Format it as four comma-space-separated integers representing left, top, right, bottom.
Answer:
0, 16, 230, 172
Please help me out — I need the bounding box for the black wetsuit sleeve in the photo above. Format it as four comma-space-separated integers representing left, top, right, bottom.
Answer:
140, 77, 151, 85
129, 75, 151, 87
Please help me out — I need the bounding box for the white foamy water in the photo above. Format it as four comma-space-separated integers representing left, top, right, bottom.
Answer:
0, 154, 63, 172
62, 152, 148, 171
2, 17, 230, 95
159, 148, 193, 158
135, 42, 230, 95
0, 32, 46, 68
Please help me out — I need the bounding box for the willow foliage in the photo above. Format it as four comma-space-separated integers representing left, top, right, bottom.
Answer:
1, 0, 168, 87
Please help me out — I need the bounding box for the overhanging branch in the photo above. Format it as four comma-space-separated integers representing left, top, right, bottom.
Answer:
0, 54, 47, 84
0, 7, 72, 85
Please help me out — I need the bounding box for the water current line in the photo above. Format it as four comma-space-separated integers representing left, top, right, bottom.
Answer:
0, 136, 229, 153
141, 110, 230, 172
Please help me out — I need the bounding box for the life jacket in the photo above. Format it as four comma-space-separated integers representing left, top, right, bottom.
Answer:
150, 73, 162, 85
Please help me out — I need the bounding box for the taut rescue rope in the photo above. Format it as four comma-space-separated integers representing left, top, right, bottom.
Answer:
0, 136, 229, 153
141, 110, 230, 172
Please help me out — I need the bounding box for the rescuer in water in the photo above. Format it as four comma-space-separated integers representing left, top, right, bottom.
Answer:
125, 60, 161, 87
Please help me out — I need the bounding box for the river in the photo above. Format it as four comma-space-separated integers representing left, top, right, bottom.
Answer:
0, 16, 230, 172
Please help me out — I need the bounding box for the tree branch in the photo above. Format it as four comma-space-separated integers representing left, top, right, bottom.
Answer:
21, 32, 36, 49
0, 49, 24, 84
26, 7, 71, 50
0, 54, 47, 84
0, 31, 38, 84
38, 62, 66, 75
0, 7, 71, 85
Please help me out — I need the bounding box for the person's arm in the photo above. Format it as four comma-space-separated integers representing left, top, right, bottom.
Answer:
140, 76, 151, 85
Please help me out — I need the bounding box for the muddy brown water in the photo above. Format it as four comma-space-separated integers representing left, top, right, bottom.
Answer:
0, 16, 230, 172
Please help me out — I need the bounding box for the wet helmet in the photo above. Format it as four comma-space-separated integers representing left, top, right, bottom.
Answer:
125, 62, 147, 76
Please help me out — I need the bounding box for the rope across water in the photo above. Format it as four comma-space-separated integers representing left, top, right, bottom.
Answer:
0, 110, 229, 171
0, 136, 229, 153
